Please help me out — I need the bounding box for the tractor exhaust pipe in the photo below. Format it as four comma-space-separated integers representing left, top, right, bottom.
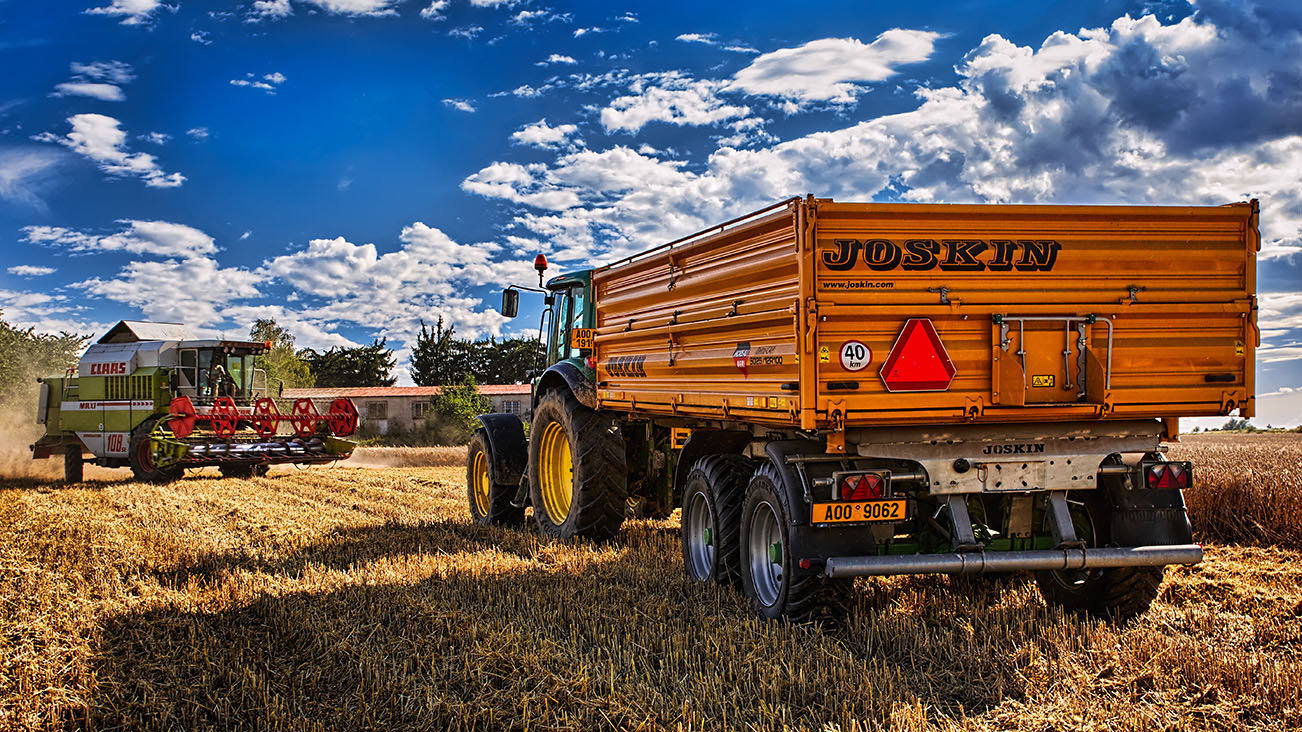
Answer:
823, 544, 1203, 578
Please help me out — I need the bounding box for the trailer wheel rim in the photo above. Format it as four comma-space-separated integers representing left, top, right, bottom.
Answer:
683, 491, 716, 580
538, 420, 573, 524
747, 500, 783, 607
472, 449, 491, 518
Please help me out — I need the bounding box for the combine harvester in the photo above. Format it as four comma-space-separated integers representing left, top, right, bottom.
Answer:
31, 321, 359, 482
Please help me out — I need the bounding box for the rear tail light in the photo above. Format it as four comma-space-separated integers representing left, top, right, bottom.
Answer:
1144, 461, 1192, 489
838, 472, 886, 501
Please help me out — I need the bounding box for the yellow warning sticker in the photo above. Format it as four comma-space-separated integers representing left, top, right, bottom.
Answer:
1235, 340, 1244, 356
1031, 374, 1055, 388
819, 346, 830, 363
766, 397, 787, 409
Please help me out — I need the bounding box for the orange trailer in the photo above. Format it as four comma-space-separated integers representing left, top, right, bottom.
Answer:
473, 196, 1258, 623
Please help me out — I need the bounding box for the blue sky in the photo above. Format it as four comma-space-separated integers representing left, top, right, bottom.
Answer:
1, 0, 1299, 426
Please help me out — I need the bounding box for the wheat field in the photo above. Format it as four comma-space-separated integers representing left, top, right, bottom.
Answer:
1, 435, 1300, 731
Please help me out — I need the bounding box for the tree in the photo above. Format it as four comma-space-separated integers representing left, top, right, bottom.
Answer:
0, 313, 89, 407
300, 338, 397, 387
408, 316, 543, 385
249, 319, 314, 396
428, 374, 493, 445
410, 317, 472, 386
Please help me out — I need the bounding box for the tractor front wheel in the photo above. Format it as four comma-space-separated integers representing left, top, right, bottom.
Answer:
128, 416, 183, 483
467, 430, 524, 526
528, 388, 627, 541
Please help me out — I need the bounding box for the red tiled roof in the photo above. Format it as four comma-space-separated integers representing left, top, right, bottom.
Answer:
282, 384, 530, 399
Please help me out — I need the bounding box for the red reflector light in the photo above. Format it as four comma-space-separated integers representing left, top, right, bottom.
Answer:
879, 318, 957, 392
1145, 462, 1191, 489
839, 472, 884, 501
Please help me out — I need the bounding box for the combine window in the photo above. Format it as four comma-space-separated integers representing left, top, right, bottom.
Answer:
179, 349, 198, 389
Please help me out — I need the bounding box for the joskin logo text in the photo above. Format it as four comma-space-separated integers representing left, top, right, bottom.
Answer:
821, 239, 1062, 272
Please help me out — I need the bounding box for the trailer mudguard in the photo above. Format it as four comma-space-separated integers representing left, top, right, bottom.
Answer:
475, 412, 529, 486
762, 439, 825, 526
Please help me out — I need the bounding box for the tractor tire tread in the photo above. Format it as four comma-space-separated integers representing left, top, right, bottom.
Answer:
691, 454, 753, 588
530, 388, 627, 542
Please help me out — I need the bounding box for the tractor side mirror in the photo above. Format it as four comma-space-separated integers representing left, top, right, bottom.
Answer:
501, 288, 520, 318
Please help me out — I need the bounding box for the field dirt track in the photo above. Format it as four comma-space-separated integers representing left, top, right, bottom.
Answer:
2, 435, 1300, 731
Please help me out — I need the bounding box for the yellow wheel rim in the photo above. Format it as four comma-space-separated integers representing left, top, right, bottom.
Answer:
538, 420, 573, 523
472, 449, 490, 517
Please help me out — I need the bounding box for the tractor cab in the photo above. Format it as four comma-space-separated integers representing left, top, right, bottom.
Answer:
500, 256, 596, 381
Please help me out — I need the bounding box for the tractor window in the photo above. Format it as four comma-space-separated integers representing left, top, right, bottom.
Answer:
567, 287, 587, 359
548, 291, 572, 364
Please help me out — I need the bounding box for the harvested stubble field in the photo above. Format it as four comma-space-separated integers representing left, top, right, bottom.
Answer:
2, 434, 1300, 731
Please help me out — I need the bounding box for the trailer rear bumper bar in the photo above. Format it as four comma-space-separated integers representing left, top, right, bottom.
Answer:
823, 544, 1203, 578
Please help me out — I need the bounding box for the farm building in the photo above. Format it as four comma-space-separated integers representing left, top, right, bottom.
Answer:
282, 384, 531, 434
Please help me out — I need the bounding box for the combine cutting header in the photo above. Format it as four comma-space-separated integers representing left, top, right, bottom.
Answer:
31, 320, 358, 482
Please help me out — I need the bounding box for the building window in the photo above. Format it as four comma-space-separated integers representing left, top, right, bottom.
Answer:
412, 400, 432, 419
502, 400, 521, 414
366, 401, 387, 420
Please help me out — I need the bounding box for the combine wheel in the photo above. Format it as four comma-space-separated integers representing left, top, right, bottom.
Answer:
219, 464, 270, 478
740, 463, 852, 623
1034, 491, 1164, 620
681, 455, 753, 587
64, 444, 84, 483
467, 430, 524, 526
528, 388, 627, 541
128, 415, 183, 483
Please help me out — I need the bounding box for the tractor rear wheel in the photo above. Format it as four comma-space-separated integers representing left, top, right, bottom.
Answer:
467, 430, 524, 526
528, 387, 626, 541
681, 455, 753, 587
64, 444, 84, 483
128, 415, 183, 483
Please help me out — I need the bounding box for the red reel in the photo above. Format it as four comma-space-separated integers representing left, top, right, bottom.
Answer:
290, 398, 321, 437
251, 398, 279, 437
327, 398, 359, 437
168, 396, 197, 438
211, 397, 240, 437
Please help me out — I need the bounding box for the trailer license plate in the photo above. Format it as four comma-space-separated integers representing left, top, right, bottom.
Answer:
812, 499, 906, 524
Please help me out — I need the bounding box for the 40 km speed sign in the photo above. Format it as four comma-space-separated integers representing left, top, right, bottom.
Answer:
839, 341, 872, 371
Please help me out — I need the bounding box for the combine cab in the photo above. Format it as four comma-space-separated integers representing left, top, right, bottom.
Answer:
31, 320, 358, 482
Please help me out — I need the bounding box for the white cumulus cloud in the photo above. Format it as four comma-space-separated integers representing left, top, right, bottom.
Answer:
85, 0, 172, 25
23, 220, 216, 258
34, 114, 184, 187
7, 265, 56, 277
511, 119, 580, 149
730, 30, 942, 104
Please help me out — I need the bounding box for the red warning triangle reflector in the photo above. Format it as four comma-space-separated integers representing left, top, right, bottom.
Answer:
879, 318, 957, 392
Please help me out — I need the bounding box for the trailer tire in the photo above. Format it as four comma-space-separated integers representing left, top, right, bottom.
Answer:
64, 444, 84, 483
219, 464, 270, 478
528, 388, 627, 541
740, 463, 852, 623
468, 430, 524, 526
681, 455, 752, 587
1034, 490, 1164, 620
128, 416, 183, 483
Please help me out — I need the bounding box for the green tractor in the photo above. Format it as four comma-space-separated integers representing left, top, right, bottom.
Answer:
31, 320, 358, 483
